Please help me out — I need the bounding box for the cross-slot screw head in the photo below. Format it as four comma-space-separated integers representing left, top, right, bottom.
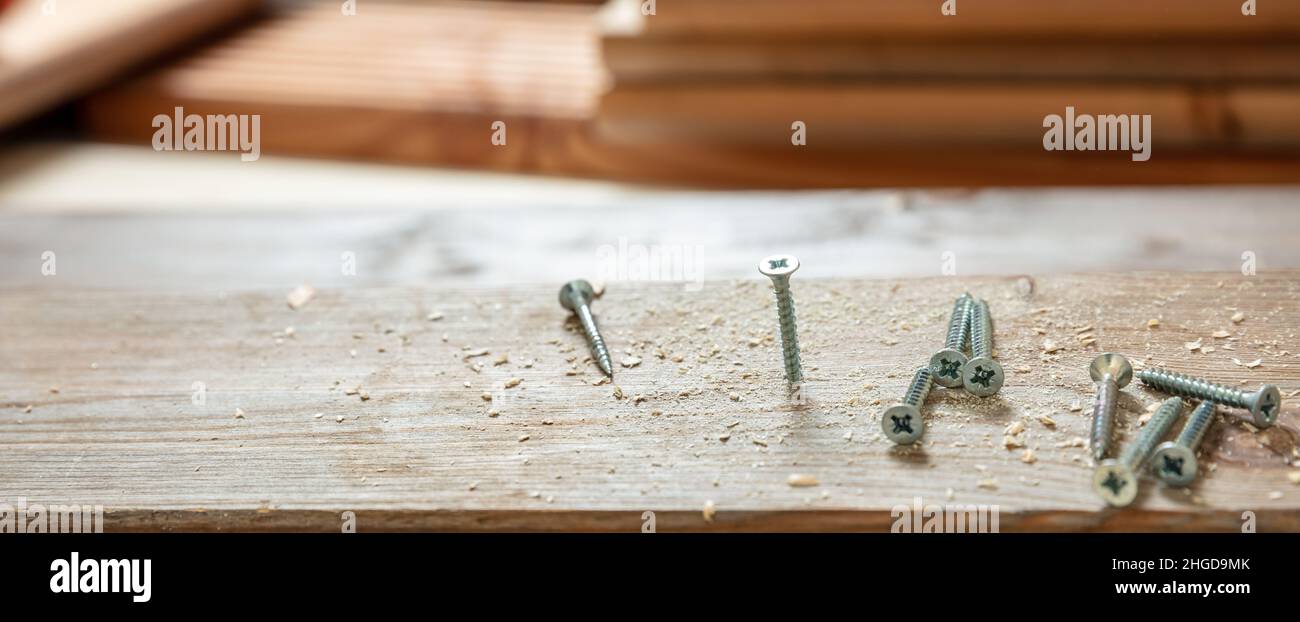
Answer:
1089, 353, 1134, 387
1150, 442, 1197, 487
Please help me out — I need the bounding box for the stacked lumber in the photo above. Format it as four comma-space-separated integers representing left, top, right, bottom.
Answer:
82, 1, 608, 172
596, 0, 1300, 166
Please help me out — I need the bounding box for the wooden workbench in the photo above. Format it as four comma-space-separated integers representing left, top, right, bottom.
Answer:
2, 271, 1296, 531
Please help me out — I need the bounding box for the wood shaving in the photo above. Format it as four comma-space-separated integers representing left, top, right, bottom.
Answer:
286, 284, 316, 310
1147, 318, 1160, 328
702, 500, 716, 523
620, 356, 642, 368
234, 408, 245, 419
1231, 311, 1246, 324
1212, 330, 1231, 339
786, 474, 819, 487
1287, 471, 1300, 485
504, 377, 523, 388
1020, 449, 1037, 464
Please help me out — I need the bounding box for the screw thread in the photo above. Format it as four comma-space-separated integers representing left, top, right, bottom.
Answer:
771, 280, 803, 383
944, 294, 973, 350
969, 298, 993, 359
1119, 397, 1183, 470
902, 368, 934, 407
1176, 401, 1217, 451
1090, 374, 1119, 461
1138, 368, 1248, 409
576, 305, 613, 377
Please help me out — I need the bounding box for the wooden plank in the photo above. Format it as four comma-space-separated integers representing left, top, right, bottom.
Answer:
608, 0, 1300, 40
595, 82, 1300, 150
77, 2, 1300, 186
0, 0, 262, 129
602, 39, 1300, 84
4, 182, 1300, 289
1, 271, 1297, 531
81, 0, 607, 172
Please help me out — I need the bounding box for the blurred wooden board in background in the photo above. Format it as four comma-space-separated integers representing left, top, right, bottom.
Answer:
80, 0, 1300, 187
0, 0, 262, 129
610, 0, 1300, 40
602, 39, 1300, 84
83, 1, 608, 173
1, 271, 1297, 531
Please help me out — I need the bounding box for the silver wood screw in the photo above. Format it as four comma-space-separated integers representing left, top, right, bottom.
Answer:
1093, 396, 1184, 507
929, 294, 972, 388
758, 254, 802, 383
1151, 401, 1217, 487
881, 367, 934, 444
961, 298, 1004, 396
558, 279, 613, 378
1137, 367, 1279, 428
1088, 353, 1133, 462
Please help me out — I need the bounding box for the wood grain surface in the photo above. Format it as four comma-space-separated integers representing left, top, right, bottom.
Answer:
2, 271, 1297, 531
3, 169, 1300, 289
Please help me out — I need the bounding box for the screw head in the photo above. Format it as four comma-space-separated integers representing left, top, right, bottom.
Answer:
1151, 441, 1197, 487
758, 254, 800, 279
962, 357, 1004, 397
1248, 384, 1281, 428
1093, 459, 1138, 507
881, 404, 923, 445
929, 348, 968, 388
1089, 353, 1133, 388
558, 279, 595, 311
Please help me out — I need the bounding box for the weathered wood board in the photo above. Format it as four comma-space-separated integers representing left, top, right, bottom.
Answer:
1, 272, 1297, 531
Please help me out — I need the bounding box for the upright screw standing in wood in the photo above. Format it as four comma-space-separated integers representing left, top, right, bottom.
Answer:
1088, 353, 1133, 462
881, 367, 934, 444
758, 254, 802, 383
559, 279, 613, 378
961, 298, 1004, 396
1137, 367, 1279, 428
1092, 397, 1184, 507
929, 294, 972, 388
1151, 401, 1217, 487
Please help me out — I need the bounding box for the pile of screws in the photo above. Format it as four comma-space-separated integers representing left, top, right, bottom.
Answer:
553, 274, 1285, 511
1090, 357, 1281, 507
882, 293, 1005, 445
